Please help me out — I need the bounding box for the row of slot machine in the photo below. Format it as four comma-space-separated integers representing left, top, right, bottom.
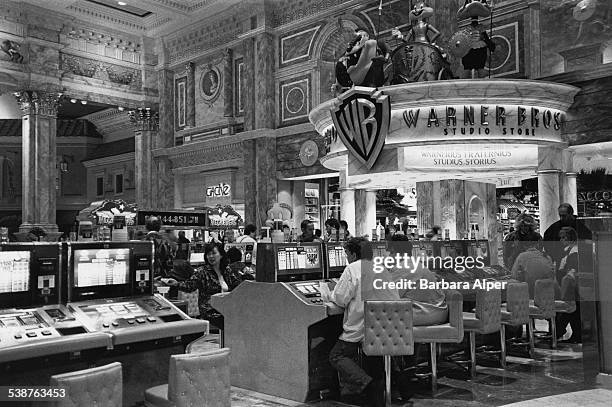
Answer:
0, 241, 207, 368
212, 240, 496, 402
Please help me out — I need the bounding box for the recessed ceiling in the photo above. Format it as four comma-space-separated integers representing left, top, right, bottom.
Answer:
86, 0, 153, 17
58, 99, 111, 119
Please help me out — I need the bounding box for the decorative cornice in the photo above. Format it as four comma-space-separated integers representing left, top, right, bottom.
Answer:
128, 108, 159, 131
82, 152, 135, 168
13, 90, 63, 116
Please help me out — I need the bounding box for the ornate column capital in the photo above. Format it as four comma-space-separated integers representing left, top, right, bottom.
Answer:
13, 90, 63, 116
128, 108, 159, 131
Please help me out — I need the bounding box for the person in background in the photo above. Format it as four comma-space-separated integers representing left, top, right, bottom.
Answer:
237, 224, 257, 244
164, 243, 250, 330
339, 220, 352, 240
386, 224, 397, 240
175, 231, 191, 261
555, 227, 581, 343
321, 237, 396, 407
298, 220, 320, 242
543, 203, 591, 268
226, 247, 255, 279
503, 213, 542, 269
426, 226, 441, 241
145, 216, 173, 278
324, 218, 341, 242
510, 240, 554, 298
315, 229, 322, 239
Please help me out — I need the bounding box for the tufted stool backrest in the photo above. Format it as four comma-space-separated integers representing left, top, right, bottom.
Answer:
363, 300, 414, 357
534, 279, 556, 319
168, 347, 230, 407
178, 289, 200, 317
505, 282, 530, 325
475, 288, 501, 334
50, 362, 122, 407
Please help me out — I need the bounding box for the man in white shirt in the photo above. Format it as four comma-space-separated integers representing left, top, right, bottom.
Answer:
236, 224, 257, 243
321, 237, 397, 407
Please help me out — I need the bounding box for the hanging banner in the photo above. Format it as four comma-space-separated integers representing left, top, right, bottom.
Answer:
206, 205, 244, 229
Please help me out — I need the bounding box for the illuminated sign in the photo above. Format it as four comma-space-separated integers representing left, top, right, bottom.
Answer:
136, 210, 207, 227
206, 205, 243, 228
578, 191, 612, 202
331, 87, 390, 169
398, 104, 562, 137
206, 183, 231, 198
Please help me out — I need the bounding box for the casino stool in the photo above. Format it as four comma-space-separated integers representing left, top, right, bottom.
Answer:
48, 362, 122, 407
363, 300, 414, 407
144, 348, 230, 407
462, 288, 502, 378
412, 289, 464, 392
500, 282, 530, 363
529, 279, 557, 350
178, 290, 200, 318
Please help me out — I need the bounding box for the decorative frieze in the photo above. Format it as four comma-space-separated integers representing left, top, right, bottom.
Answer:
14, 90, 63, 116
0, 39, 24, 63
170, 142, 244, 169
60, 53, 142, 89
270, 0, 348, 27
61, 27, 142, 64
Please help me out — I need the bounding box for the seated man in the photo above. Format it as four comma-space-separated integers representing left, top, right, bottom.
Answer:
510, 240, 554, 298
320, 237, 397, 407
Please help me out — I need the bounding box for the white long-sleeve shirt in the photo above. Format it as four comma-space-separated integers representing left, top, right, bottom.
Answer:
322, 259, 398, 343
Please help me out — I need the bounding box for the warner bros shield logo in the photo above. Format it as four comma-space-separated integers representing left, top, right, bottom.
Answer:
331, 87, 390, 169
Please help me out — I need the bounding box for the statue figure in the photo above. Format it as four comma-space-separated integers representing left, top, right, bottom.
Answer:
388, 1, 451, 83
264, 201, 292, 228
1, 40, 24, 63
450, 0, 496, 78
333, 28, 389, 92
391, 1, 440, 44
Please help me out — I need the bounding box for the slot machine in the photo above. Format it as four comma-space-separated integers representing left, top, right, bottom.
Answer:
224, 242, 255, 265
323, 243, 348, 279
256, 243, 324, 282
0, 243, 111, 365
66, 241, 207, 346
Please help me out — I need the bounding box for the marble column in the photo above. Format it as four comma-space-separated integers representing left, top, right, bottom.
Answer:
254, 32, 275, 128
129, 108, 159, 210
185, 62, 196, 127
538, 146, 563, 234
416, 181, 434, 237
14, 90, 63, 236
243, 137, 277, 226
242, 38, 256, 131
339, 168, 355, 236
155, 69, 175, 210
355, 189, 376, 238
564, 172, 578, 212
223, 48, 234, 117
538, 170, 561, 234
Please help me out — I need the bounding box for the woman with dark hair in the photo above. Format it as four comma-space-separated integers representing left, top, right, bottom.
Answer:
164, 243, 250, 329
503, 213, 542, 269
339, 220, 352, 240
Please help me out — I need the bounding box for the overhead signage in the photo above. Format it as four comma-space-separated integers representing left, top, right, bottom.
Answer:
206, 183, 231, 198
136, 210, 207, 227
578, 191, 612, 202
331, 86, 390, 169
402, 144, 537, 171
206, 205, 243, 229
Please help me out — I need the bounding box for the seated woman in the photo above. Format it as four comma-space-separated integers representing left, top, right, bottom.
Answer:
387, 234, 448, 325
164, 243, 251, 330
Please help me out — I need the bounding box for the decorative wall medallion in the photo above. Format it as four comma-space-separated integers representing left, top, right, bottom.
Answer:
299, 140, 319, 166
280, 76, 310, 123
200, 65, 222, 104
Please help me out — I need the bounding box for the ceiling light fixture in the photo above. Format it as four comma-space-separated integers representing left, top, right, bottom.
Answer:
80, 100, 87, 105
70, 98, 77, 103
118, 106, 125, 111
117, 1, 127, 5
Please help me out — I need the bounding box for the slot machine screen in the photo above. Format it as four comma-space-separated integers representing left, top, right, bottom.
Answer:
189, 252, 206, 264
276, 246, 321, 274
326, 245, 347, 269
73, 248, 130, 287
0, 251, 30, 293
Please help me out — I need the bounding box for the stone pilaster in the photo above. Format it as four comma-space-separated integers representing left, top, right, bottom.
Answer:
155, 69, 175, 210
255, 32, 276, 129
339, 168, 355, 236
223, 48, 234, 117
243, 38, 256, 131
185, 62, 196, 127
243, 137, 277, 226
129, 108, 159, 210
14, 90, 63, 237
538, 146, 563, 234
355, 190, 376, 238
